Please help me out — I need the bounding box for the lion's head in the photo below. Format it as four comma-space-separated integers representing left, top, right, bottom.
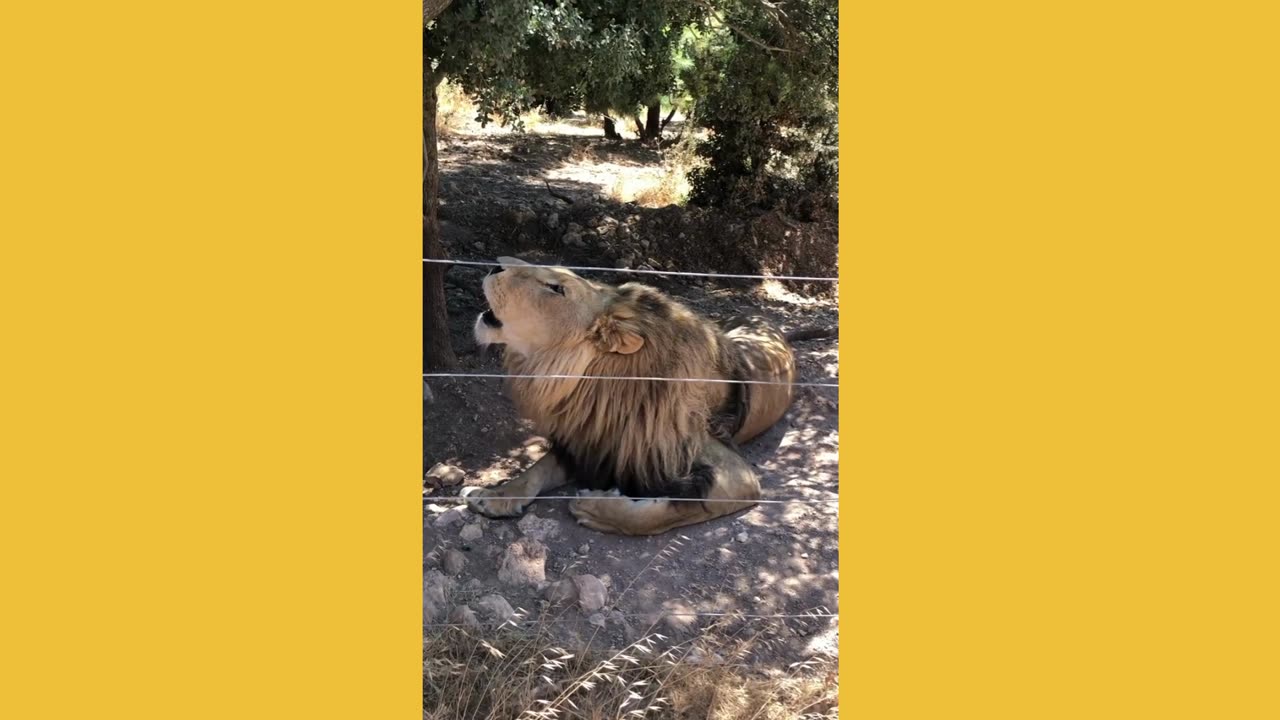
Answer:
473, 257, 644, 358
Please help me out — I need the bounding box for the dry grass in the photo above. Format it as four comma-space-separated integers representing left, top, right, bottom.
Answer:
608, 140, 700, 208
423, 621, 837, 720
436, 80, 481, 136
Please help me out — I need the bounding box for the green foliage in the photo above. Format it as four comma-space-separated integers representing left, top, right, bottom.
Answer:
683, 0, 839, 210
427, 1, 692, 128
426, 0, 839, 210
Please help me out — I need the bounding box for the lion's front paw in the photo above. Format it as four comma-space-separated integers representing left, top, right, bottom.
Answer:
462, 486, 531, 518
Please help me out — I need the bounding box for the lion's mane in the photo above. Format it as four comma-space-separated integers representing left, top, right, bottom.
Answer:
502, 283, 764, 499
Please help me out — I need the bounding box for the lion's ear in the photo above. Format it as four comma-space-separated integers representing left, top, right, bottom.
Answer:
592, 311, 646, 355
611, 331, 645, 355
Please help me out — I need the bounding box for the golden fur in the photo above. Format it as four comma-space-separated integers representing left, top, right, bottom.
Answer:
466, 257, 796, 535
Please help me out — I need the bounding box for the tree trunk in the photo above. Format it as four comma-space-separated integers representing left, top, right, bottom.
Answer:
423, 0, 453, 24
643, 103, 662, 139
424, 70, 458, 370
602, 116, 620, 140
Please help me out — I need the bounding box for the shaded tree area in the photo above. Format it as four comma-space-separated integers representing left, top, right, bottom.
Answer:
424, 0, 838, 369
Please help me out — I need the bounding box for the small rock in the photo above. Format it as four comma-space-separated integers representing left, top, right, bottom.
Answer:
599, 574, 612, 588
426, 463, 465, 487
459, 523, 483, 542
423, 569, 453, 623
442, 549, 466, 576
472, 242, 486, 252
544, 579, 578, 605
686, 647, 724, 666
587, 613, 607, 628
517, 513, 560, 542
477, 594, 516, 623
497, 538, 547, 586
449, 605, 480, 628
573, 574, 608, 612
433, 507, 468, 529
577, 544, 590, 555
614, 259, 629, 269
544, 212, 560, 230
735, 532, 749, 543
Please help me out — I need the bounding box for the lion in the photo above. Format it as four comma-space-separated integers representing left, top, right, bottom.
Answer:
465, 256, 806, 536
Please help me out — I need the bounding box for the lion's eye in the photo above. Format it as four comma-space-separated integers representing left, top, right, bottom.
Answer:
545, 283, 565, 295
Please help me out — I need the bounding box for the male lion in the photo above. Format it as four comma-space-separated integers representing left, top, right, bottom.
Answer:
465, 257, 799, 536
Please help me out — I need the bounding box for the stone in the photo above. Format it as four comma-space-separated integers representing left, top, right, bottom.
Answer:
423, 569, 453, 624
543, 579, 578, 605
442, 549, 466, 576
735, 532, 749, 543
573, 574, 608, 613
497, 538, 547, 586
448, 605, 480, 628
577, 544, 590, 555
426, 463, 465, 487
587, 613, 607, 628
543, 212, 560, 230
517, 512, 560, 542
459, 523, 483, 542
432, 507, 468, 529
477, 594, 516, 623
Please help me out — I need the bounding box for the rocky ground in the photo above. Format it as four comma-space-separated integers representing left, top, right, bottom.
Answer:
424, 118, 839, 671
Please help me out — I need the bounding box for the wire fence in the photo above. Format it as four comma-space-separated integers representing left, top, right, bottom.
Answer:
422, 610, 837, 629
424, 371, 837, 388
424, 257, 839, 283
427, 494, 837, 506
425, 257, 841, 640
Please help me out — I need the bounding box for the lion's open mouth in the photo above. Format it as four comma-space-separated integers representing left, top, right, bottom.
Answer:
481, 309, 503, 328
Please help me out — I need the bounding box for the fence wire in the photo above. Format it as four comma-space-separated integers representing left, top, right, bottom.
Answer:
424, 257, 839, 283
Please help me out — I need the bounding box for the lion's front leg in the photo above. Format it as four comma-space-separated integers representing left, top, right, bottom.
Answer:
463, 451, 568, 518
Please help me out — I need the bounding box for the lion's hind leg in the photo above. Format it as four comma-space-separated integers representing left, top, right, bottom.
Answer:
568, 439, 760, 536
464, 451, 568, 518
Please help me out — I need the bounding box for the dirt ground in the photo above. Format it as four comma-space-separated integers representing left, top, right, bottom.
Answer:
424, 117, 839, 671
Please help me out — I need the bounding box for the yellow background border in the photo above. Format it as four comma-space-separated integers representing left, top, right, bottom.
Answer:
841, 1, 1278, 717
1, 1, 1276, 718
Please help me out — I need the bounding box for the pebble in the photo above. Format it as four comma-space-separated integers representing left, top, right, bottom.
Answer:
543, 579, 578, 605
448, 605, 480, 628
735, 532, 749, 543
497, 538, 547, 586
459, 523, 483, 542
516, 512, 560, 542
432, 507, 468, 529
476, 594, 516, 623
441, 549, 466, 576
573, 574, 608, 612
425, 463, 465, 487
